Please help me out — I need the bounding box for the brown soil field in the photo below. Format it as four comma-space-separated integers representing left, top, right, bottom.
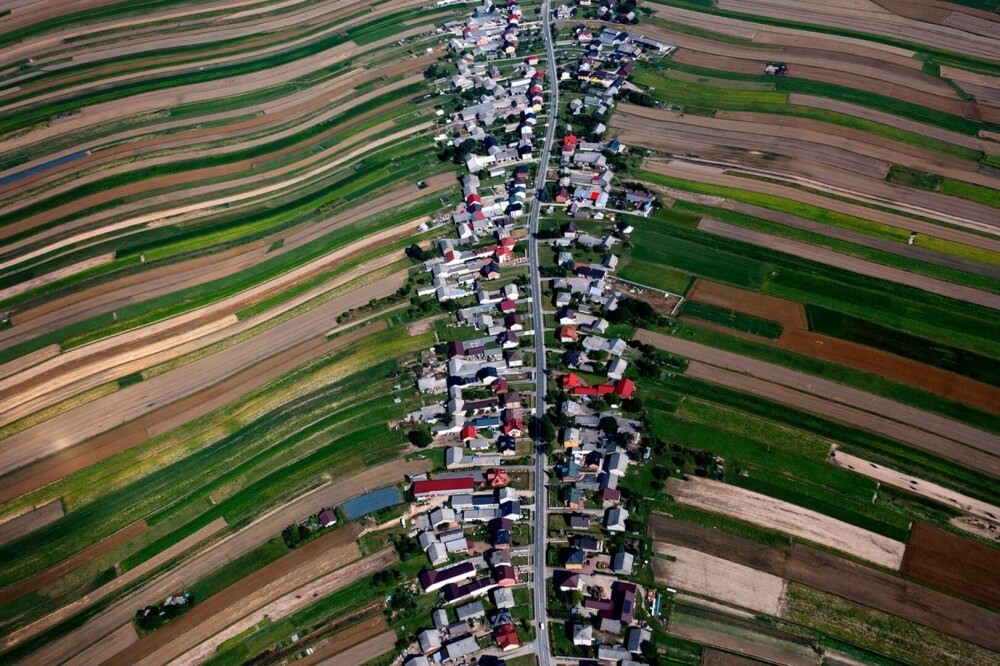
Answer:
665, 477, 906, 568
642, 159, 1000, 251
901, 522, 1000, 609
698, 218, 1000, 310
0, 520, 146, 606
683, 279, 1000, 415
634, 329, 1000, 475
317, 630, 397, 666
617, 110, 1000, 230
651, 515, 1000, 651
11, 460, 429, 661
703, 648, 770, 666
652, 541, 787, 615
715, 0, 999, 60
686, 279, 806, 329
102, 525, 364, 666
289, 614, 389, 666
786, 94, 996, 154
0, 499, 63, 546
830, 449, 1000, 522
73, 622, 138, 666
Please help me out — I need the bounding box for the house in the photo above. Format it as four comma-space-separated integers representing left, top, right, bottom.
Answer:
505, 313, 524, 330
562, 221, 578, 238
441, 635, 479, 662
556, 307, 577, 325
428, 507, 457, 527
626, 626, 652, 653
504, 348, 523, 367
413, 478, 475, 500
606, 452, 629, 477
562, 427, 581, 448
571, 535, 601, 551
490, 378, 510, 395
493, 564, 517, 586
428, 542, 449, 565
560, 372, 582, 389
600, 617, 622, 634
404, 656, 430, 666
607, 358, 628, 381
614, 378, 636, 398
567, 514, 590, 530
419, 561, 477, 593
318, 508, 337, 528
502, 417, 523, 437
456, 600, 486, 622
556, 459, 581, 481
498, 299, 517, 313
553, 569, 582, 591
605, 506, 629, 532
418, 628, 442, 654
598, 645, 631, 662
492, 586, 516, 609
611, 551, 635, 575
564, 547, 585, 570
494, 622, 521, 651
563, 486, 582, 509
573, 623, 594, 646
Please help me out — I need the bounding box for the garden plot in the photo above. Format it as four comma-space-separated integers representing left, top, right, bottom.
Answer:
666, 477, 906, 569
830, 449, 1000, 522
653, 542, 787, 615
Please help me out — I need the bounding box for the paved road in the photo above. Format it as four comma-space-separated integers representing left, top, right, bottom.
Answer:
530, 2, 558, 664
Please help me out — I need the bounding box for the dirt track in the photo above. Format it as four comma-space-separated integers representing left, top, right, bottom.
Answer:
683, 280, 1000, 416
650, 515, 1000, 651
12, 460, 429, 664
636, 329, 1000, 478
698, 218, 1000, 310
666, 477, 906, 568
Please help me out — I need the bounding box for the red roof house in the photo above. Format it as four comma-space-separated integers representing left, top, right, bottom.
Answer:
614, 379, 636, 398
461, 425, 477, 441
499, 299, 517, 313
560, 372, 582, 389
495, 622, 521, 651
412, 477, 475, 499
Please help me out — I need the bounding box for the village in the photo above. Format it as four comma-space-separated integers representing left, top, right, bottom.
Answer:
392, 1, 669, 663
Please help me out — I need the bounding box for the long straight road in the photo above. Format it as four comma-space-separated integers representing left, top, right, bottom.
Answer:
530, 2, 558, 664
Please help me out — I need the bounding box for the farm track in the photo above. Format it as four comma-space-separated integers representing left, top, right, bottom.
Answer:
650, 516, 1000, 651
8, 460, 430, 662
636, 330, 1000, 477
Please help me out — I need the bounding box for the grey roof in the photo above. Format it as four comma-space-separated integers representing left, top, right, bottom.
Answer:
418, 628, 441, 652
456, 600, 486, 621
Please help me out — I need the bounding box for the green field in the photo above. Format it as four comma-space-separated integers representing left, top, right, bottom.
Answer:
681, 300, 783, 339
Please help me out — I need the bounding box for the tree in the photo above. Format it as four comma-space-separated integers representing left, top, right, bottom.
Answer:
405, 244, 428, 262
408, 428, 433, 448
599, 416, 619, 436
